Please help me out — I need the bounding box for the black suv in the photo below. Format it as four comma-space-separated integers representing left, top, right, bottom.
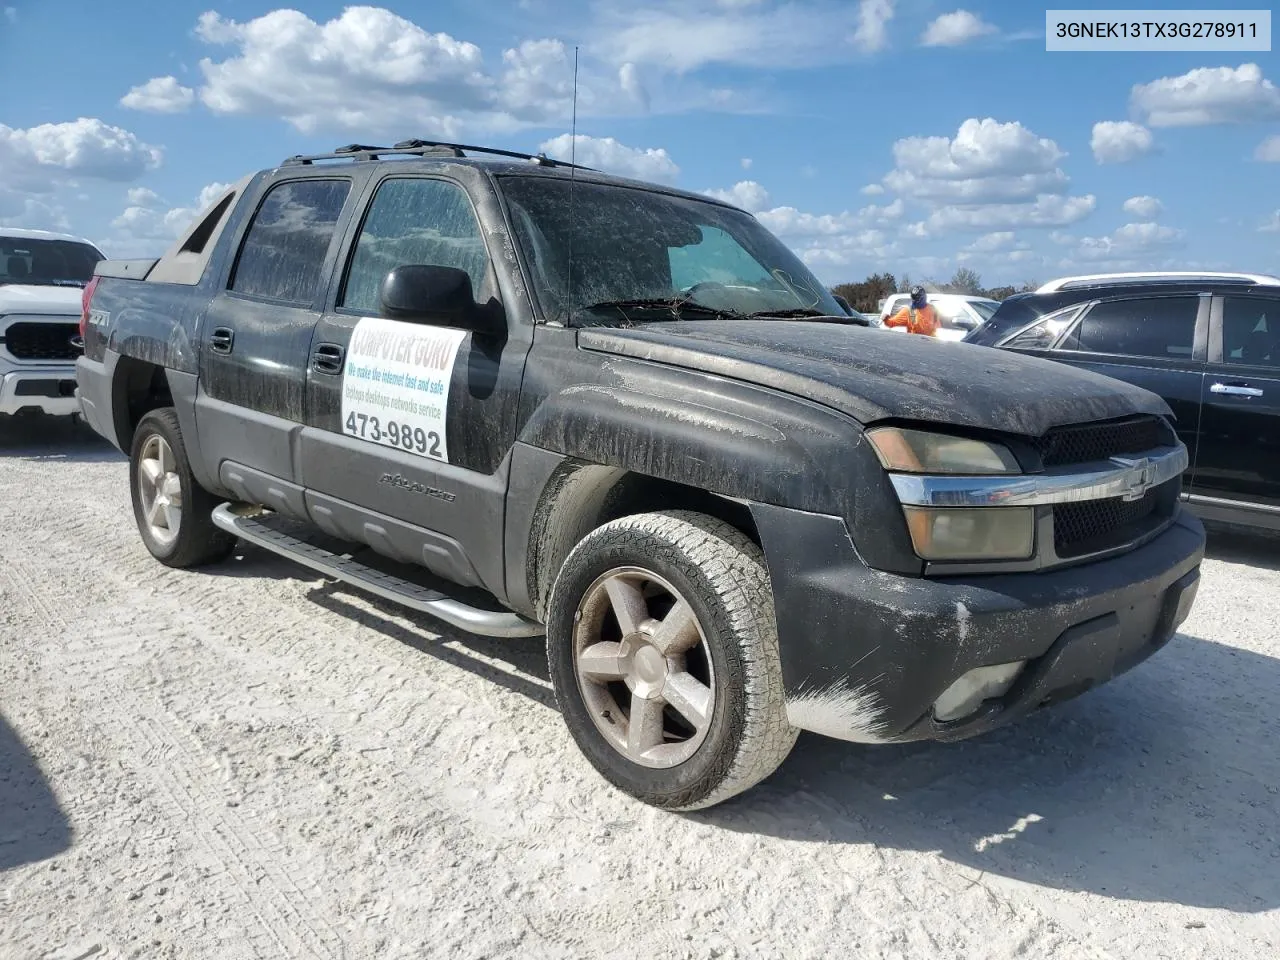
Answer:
967, 273, 1280, 533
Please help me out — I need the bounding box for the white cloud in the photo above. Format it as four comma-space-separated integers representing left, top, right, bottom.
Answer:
617, 62, 649, 111
539, 134, 679, 183
1073, 222, 1186, 260
704, 180, 771, 212
121, 76, 196, 113
599, 2, 882, 72
110, 181, 230, 254
1131, 63, 1280, 127
740, 157, 753, 170
861, 183, 885, 195
1122, 195, 1163, 219
3, 6, 15, 23
884, 118, 1068, 203
192, 7, 646, 136
1255, 135, 1280, 161
925, 194, 1097, 233
1090, 121, 1154, 164
127, 187, 163, 207
852, 0, 895, 53
921, 10, 996, 47
0, 118, 162, 189
1260, 211, 1280, 233
966, 231, 1016, 252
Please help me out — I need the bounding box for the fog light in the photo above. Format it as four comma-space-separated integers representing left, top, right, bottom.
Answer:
932, 661, 1026, 723
903, 506, 1034, 561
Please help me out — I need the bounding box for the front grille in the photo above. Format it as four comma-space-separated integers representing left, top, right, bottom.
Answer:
1053, 479, 1176, 558
1036, 416, 1172, 467
2, 321, 81, 361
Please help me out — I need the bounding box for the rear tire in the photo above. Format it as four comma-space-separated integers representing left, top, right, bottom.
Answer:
129, 408, 236, 568
546, 510, 797, 811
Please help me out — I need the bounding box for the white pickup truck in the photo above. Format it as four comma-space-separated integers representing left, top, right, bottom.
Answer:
0, 228, 104, 418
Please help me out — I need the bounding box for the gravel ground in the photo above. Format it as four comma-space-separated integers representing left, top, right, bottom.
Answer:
1, 416, 1278, 960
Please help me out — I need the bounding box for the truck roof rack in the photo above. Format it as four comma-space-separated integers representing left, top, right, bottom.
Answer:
1036, 271, 1280, 294
281, 138, 594, 170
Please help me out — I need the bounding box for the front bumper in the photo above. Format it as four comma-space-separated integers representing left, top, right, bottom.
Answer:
0, 366, 80, 416
750, 502, 1205, 744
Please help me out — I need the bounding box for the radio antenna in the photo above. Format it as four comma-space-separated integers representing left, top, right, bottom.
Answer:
564, 45, 580, 325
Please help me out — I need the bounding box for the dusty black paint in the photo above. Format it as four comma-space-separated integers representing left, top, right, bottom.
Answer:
515, 324, 922, 574
78, 150, 1209, 748
579, 321, 1172, 436
751, 502, 1204, 737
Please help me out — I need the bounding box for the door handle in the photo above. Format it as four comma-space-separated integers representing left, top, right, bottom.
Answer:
312, 342, 345, 374
1210, 382, 1264, 398
209, 327, 235, 354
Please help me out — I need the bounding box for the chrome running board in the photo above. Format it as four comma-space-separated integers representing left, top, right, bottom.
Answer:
211, 503, 544, 638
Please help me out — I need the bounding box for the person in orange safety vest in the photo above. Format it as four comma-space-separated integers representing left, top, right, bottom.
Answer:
884, 285, 939, 337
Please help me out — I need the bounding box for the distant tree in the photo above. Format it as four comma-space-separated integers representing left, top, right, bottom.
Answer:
831, 272, 897, 314
981, 285, 1018, 301
941, 267, 983, 296
899, 273, 912, 293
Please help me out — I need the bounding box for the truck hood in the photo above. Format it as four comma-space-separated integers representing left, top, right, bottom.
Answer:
578, 320, 1170, 437
0, 284, 83, 316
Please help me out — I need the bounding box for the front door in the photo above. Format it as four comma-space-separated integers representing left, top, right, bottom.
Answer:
1193, 294, 1280, 511
300, 174, 533, 596
196, 176, 354, 485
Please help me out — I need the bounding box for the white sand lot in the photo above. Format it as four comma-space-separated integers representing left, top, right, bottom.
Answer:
2, 416, 1277, 960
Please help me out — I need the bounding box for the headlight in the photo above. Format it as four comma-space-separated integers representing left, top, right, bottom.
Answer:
902, 506, 1035, 561
868, 427, 1019, 475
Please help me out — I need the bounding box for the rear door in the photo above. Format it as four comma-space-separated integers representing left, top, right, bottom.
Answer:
1042, 294, 1208, 460
300, 173, 533, 595
1193, 293, 1280, 511
196, 176, 357, 488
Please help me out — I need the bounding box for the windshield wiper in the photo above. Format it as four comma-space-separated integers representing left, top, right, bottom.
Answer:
748, 307, 869, 326
576, 298, 747, 324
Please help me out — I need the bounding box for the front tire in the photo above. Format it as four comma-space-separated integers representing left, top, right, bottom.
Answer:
546, 511, 797, 811
129, 408, 236, 568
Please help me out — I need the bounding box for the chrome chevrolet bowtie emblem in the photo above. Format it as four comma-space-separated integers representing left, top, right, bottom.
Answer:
1110, 456, 1155, 501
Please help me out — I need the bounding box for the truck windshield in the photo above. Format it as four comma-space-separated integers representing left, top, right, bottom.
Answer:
0, 237, 102, 287
497, 176, 844, 324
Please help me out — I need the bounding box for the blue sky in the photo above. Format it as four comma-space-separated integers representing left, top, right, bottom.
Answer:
2, 0, 1278, 286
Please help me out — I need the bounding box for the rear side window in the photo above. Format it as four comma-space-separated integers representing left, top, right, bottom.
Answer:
1062, 296, 1199, 359
1222, 296, 1280, 368
341, 177, 489, 312
230, 179, 350, 304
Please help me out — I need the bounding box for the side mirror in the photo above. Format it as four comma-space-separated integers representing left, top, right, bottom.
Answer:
378, 265, 503, 334
952, 315, 979, 331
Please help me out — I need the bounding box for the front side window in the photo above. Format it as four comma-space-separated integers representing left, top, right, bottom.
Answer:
498, 176, 844, 323
1222, 297, 1280, 368
229, 179, 350, 304
341, 178, 489, 312
1061, 296, 1199, 358
0, 238, 102, 287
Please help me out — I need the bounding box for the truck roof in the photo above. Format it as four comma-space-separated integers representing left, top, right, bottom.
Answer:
275, 139, 740, 211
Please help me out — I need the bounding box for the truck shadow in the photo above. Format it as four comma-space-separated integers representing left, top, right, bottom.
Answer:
702, 632, 1279, 912
0, 711, 73, 872
0, 414, 121, 463
1204, 526, 1280, 572
305, 582, 555, 710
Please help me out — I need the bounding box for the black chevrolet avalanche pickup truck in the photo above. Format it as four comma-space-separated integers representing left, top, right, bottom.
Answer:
76, 140, 1205, 810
